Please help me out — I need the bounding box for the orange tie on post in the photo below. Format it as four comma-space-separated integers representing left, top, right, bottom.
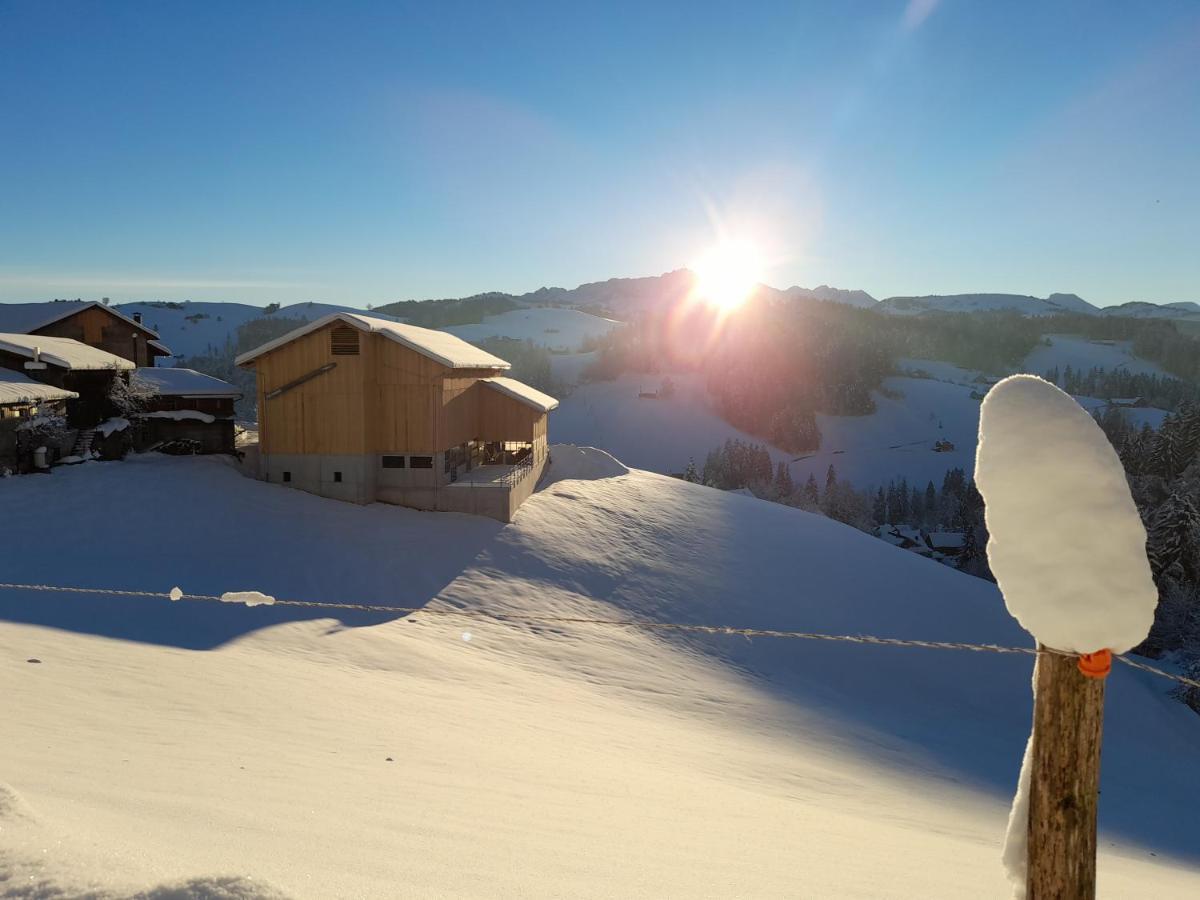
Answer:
1078, 649, 1112, 679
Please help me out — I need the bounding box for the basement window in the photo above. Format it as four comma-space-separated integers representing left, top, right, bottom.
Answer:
283, 471, 292, 483
333, 471, 343, 483
382, 455, 406, 468
330, 325, 360, 355
409, 456, 433, 469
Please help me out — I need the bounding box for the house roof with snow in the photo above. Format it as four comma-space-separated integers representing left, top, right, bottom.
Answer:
481, 377, 559, 413
0, 333, 136, 371
0, 300, 165, 341
234, 313, 511, 371
927, 532, 966, 551
0, 369, 78, 406
133, 367, 242, 399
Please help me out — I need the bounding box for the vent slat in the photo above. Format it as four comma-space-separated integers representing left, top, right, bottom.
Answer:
330, 325, 360, 356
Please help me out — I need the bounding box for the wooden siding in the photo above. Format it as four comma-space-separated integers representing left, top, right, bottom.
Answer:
247, 321, 546, 455
33, 305, 160, 366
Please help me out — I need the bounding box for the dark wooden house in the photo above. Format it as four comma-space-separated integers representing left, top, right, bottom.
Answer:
0, 301, 171, 367
132, 367, 242, 454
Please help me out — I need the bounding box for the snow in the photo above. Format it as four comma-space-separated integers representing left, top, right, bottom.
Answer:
134, 367, 242, 398
95, 417, 130, 437
480, 376, 559, 412
444, 307, 622, 352
880, 293, 1099, 317
1002, 735, 1034, 898
220, 590, 276, 607
113, 300, 400, 362
0, 300, 165, 341
1, 451, 1198, 896
975, 375, 1157, 654
553, 373, 792, 474
928, 532, 966, 550
0, 370, 76, 406
0, 333, 135, 371
235, 313, 511, 371
142, 410, 218, 423
1023, 335, 1167, 380
169, 587, 183, 601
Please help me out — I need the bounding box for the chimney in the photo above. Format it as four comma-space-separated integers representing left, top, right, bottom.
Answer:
132, 312, 143, 325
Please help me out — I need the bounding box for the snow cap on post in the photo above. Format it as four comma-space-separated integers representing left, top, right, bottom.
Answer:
975, 375, 1156, 654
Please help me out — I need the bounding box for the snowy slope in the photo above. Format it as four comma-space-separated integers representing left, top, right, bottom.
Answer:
879, 293, 1099, 317
1023, 334, 1168, 379
444, 307, 622, 352
552, 373, 792, 473
2, 452, 1198, 897
115, 301, 395, 361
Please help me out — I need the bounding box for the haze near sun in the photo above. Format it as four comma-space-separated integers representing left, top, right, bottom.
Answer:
691, 240, 764, 310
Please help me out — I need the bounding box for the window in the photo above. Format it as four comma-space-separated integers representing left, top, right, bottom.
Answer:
382, 455, 405, 469
283, 471, 291, 483
333, 471, 343, 483
330, 325, 360, 355
410, 456, 433, 469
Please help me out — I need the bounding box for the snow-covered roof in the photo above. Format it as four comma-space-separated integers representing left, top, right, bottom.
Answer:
0, 300, 166, 343
133, 367, 242, 399
234, 313, 511, 371
0, 369, 78, 405
927, 532, 966, 550
148, 339, 172, 356
0, 333, 135, 371
481, 376, 559, 413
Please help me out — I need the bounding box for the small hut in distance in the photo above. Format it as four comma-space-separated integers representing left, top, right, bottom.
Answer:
236, 313, 558, 522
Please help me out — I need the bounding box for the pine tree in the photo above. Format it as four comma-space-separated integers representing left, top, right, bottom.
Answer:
803, 473, 820, 506
773, 462, 794, 498
683, 458, 700, 483
872, 487, 886, 524
825, 464, 838, 495
1147, 493, 1200, 583
924, 481, 937, 525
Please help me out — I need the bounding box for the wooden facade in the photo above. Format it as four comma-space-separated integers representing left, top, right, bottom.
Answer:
31, 304, 169, 367
241, 317, 555, 520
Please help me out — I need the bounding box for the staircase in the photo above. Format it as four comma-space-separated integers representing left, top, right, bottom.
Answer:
70, 428, 98, 459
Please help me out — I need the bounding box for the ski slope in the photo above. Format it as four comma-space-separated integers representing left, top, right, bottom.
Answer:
1023, 334, 1168, 379
2, 451, 1199, 898
444, 307, 622, 352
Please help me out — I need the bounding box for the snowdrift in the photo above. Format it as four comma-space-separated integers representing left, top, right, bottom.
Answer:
2, 450, 1198, 897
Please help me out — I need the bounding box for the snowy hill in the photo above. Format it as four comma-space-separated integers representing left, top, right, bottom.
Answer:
2, 450, 1198, 897
1103, 300, 1200, 321
115, 300, 397, 360
879, 292, 1100, 317
443, 306, 622, 352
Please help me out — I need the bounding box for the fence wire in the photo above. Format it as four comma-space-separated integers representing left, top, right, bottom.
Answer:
1, 581, 1198, 691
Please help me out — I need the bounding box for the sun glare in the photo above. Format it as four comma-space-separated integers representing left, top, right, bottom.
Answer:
691, 240, 764, 310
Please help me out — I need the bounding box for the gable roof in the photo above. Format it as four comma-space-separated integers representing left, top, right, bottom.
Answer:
234, 312, 511, 371
0, 301, 167, 344
0, 369, 78, 405
481, 376, 558, 413
133, 367, 242, 399
0, 333, 136, 371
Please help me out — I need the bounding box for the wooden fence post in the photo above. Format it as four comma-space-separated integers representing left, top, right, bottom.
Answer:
1026, 645, 1107, 899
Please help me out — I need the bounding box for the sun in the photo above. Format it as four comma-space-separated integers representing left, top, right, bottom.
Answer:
691, 240, 764, 310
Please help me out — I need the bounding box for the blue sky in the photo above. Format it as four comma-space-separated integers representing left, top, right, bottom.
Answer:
1, 1, 1197, 307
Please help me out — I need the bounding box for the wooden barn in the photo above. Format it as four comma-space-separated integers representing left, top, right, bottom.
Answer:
0, 301, 171, 367
236, 313, 558, 522
132, 367, 243, 455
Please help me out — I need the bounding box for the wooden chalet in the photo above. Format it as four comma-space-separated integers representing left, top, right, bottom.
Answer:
236, 313, 558, 522
0, 332, 134, 427
132, 367, 243, 455
0, 370, 78, 472
0, 301, 171, 367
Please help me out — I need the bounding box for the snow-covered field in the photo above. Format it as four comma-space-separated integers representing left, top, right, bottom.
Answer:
552, 373, 791, 474
2, 451, 1199, 898
1022, 334, 1167, 380
444, 307, 622, 352
554, 331, 1176, 492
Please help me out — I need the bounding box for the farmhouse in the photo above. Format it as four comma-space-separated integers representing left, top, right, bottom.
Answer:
0, 370, 78, 472
236, 313, 558, 521
132, 367, 243, 455
0, 332, 134, 427
0, 301, 171, 367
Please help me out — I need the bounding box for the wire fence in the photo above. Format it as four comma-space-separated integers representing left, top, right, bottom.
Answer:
2, 580, 1198, 691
